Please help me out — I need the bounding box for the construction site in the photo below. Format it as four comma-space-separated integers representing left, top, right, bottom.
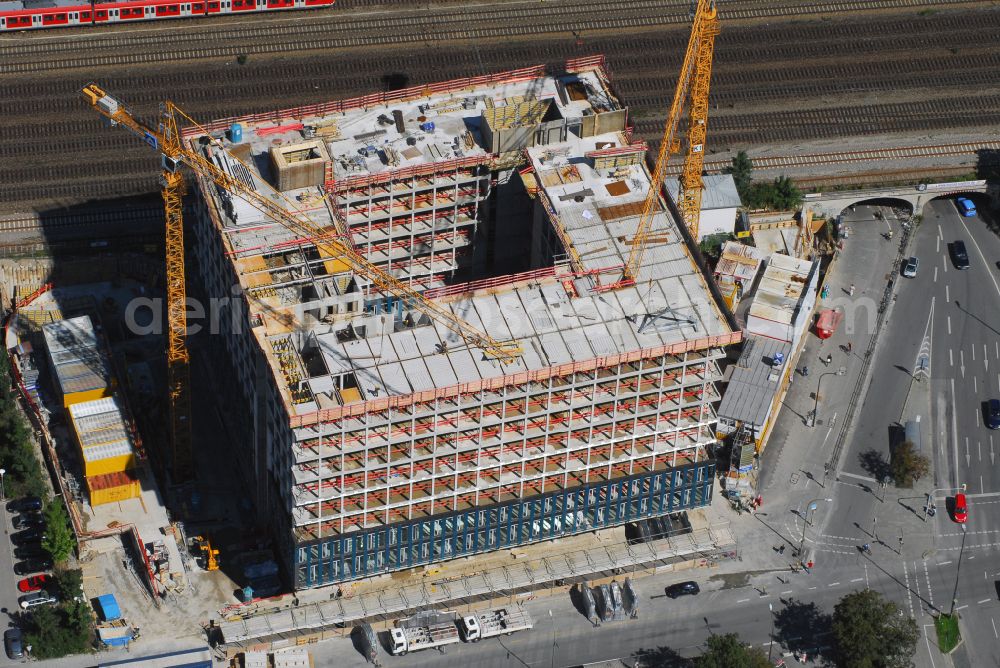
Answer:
92, 45, 729, 592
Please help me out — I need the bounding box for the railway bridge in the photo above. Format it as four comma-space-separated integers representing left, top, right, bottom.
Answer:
803, 180, 993, 219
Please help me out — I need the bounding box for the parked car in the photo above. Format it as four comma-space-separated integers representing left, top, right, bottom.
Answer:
18, 590, 58, 610
14, 545, 48, 561
17, 574, 50, 593
986, 399, 1000, 430
950, 241, 970, 270
14, 558, 53, 575
11, 528, 43, 545
902, 257, 919, 278
666, 581, 700, 598
953, 493, 968, 524
12, 513, 44, 530
6, 496, 42, 514
3, 628, 23, 660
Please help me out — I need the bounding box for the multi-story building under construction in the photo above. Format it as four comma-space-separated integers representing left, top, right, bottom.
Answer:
187, 56, 740, 589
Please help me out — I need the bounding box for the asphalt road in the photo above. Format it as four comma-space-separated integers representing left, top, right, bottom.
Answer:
0, 501, 27, 665
303, 532, 999, 668
817, 196, 1000, 667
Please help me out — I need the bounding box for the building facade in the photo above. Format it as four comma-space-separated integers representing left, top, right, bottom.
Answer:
188, 57, 738, 589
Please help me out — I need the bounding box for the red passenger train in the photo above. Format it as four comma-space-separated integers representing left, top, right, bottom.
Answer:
0, 0, 333, 31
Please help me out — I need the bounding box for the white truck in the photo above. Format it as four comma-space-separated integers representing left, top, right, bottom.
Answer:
389, 611, 461, 655
458, 607, 533, 642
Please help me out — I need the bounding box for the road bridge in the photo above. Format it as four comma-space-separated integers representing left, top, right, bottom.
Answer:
803, 179, 993, 218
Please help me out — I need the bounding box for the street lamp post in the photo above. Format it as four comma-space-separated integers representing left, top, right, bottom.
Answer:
807, 367, 846, 428
0, 468, 5, 501
798, 497, 833, 560
767, 602, 775, 663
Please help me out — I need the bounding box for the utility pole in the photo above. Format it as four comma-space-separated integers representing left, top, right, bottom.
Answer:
898, 528, 903, 555
872, 515, 878, 542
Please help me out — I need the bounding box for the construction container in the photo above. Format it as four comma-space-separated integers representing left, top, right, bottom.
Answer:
87, 470, 141, 506
69, 397, 137, 477
230, 123, 243, 143
42, 315, 113, 406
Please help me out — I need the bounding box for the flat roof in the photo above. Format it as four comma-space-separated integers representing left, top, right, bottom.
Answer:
665, 174, 742, 211
68, 396, 135, 463
42, 315, 112, 397
716, 241, 765, 283
195, 62, 736, 415
717, 334, 790, 427
747, 254, 814, 326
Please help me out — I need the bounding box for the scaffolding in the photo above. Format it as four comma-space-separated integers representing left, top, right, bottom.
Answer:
185, 57, 739, 590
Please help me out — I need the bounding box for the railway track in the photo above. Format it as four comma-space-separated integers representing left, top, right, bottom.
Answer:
661, 140, 1000, 176
0, 207, 163, 234
1, 2, 998, 211
0, 0, 985, 73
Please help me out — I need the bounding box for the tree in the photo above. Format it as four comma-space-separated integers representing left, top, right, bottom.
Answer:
56, 567, 84, 602
723, 150, 753, 199
694, 633, 771, 668
42, 499, 75, 563
891, 440, 930, 488
832, 590, 919, 668
23, 599, 92, 659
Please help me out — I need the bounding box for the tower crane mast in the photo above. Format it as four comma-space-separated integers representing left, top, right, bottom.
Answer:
82, 88, 522, 457
611, 0, 719, 290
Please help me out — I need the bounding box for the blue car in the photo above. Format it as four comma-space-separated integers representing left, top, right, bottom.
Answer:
956, 197, 977, 217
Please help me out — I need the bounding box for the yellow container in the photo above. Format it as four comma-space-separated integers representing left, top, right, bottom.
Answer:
64, 386, 111, 407
83, 452, 136, 478
87, 471, 141, 506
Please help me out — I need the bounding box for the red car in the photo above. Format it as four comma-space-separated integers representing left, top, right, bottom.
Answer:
16, 574, 49, 593
953, 493, 968, 524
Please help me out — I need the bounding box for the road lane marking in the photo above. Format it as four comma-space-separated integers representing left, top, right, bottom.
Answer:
947, 316, 952, 335
993, 617, 998, 639
957, 605, 969, 611
976, 408, 981, 427
939, 561, 953, 566
924, 624, 938, 668
950, 349, 954, 366
957, 213, 1000, 298
982, 475, 985, 494
839, 471, 877, 483
865, 562, 869, 590
952, 378, 960, 485
996, 341, 999, 359
924, 561, 935, 610
973, 346, 977, 361
979, 598, 991, 604
979, 441, 982, 462
851, 578, 863, 583
828, 582, 840, 587
938, 224, 943, 239
904, 561, 915, 616
737, 598, 749, 603
985, 345, 989, 365
934, 266, 938, 282
943, 254, 948, 273
974, 376, 978, 393
991, 436, 995, 466
946, 285, 950, 303
937, 235, 941, 252
781, 590, 793, 595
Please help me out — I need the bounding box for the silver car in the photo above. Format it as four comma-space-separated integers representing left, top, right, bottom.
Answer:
18, 590, 57, 609
902, 257, 918, 278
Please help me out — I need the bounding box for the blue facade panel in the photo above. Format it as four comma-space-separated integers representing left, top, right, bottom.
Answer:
294, 460, 714, 589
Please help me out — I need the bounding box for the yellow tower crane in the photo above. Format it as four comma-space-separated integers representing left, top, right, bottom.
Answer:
81, 88, 522, 458
612, 0, 720, 290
